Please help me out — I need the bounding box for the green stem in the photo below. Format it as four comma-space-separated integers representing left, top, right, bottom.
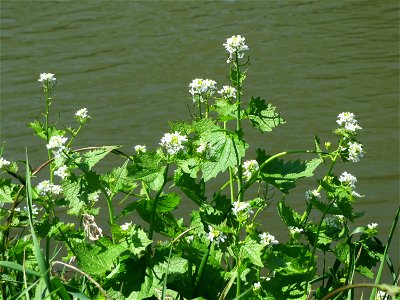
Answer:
234, 55, 243, 202
67, 123, 83, 148
370, 205, 400, 300
236, 223, 242, 298
193, 241, 212, 297
148, 163, 169, 240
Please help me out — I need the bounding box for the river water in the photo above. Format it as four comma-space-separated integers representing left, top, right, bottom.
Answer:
1, 0, 398, 274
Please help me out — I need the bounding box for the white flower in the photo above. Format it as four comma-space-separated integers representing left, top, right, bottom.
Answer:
0, 157, 11, 169
186, 235, 194, 243
23, 204, 40, 215
206, 225, 227, 246
50, 184, 62, 195
37, 180, 52, 195
242, 160, 259, 181
375, 290, 389, 299
121, 222, 132, 231
347, 141, 364, 162
38, 73, 56, 83
75, 108, 90, 122
189, 78, 217, 102
218, 85, 237, 99
259, 232, 279, 246
305, 189, 321, 200
223, 35, 249, 63
54, 165, 69, 179
339, 171, 357, 189
336, 112, 362, 132
134, 145, 147, 153
88, 191, 100, 202
37, 180, 62, 196
324, 217, 341, 229
367, 223, 378, 230
232, 201, 253, 216
82, 214, 103, 241
253, 282, 261, 290
289, 226, 304, 235
160, 131, 188, 155
46, 135, 68, 150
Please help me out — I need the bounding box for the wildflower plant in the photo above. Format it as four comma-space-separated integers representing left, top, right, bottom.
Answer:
0, 36, 399, 300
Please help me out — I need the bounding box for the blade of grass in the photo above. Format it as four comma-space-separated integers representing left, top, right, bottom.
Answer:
25, 149, 53, 294
0, 261, 41, 277
370, 205, 400, 300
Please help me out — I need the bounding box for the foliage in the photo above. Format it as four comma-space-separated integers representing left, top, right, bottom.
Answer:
0, 38, 399, 300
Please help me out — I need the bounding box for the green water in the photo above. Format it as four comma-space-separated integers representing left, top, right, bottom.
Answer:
1, 0, 399, 275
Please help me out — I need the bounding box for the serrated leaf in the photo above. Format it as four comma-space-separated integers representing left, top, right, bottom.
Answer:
75, 238, 128, 276
277, 201, 302, 227
157, 193, 180, 212
77, 146, 119, 172
213, 99, 238, 122
128, 151, 165, 191
28, 119, 47, 139
257, 149, 322, 194
242, 237, 264, 267
0, 184, 13, 203
247, 97, 285, 132
174, 170, 206, 206
200, 130, 246, 181
62, 177, 85, 215
126, 226, 152, 256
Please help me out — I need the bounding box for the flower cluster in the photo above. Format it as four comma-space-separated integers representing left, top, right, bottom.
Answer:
367, 223, 378, 230
305, 189, 321, 200
289, 226, 304, 236
121, 222, 132, 231
338, 171, 357, 189
207, 225, 227, 246
259, 232, 279, 246
82, 214, 103, 241
23, 204, 40, 216
336, 112, 362, 132
38, 73, 56, 83
46, 135, 68, 157
218, 85, 237, 99
242, 160, 259, 181
232, 200, 253, 217
36, 180, 62, 196
160, 131, 188, 155
75, 108, 91, 123
54, 165, 69, 179
189, 78, 217, 102
134, 145, 147, 153
346, 141, 364, 162
223, 35, 249, 63
0, 157, 10, 169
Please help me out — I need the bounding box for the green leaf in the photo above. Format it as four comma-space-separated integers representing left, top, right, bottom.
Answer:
62, 176, 85, 215
257, 149, 322, 194
28, 119, 46, 140
77, 146, 119, 172
247, 97, 285, 132
128, 151, 165, 191
241, 237, 264, 267
0, 182, 14, 203
157, 193, 180, 212
0, 261, 41, 277
174, 170, 206, 206
104, 160, 137, 194
127, 226, 152, 256
75, 238, 128, 276
200, 130, 246, 182
213, 99, 238, 122
278, 201, 302, 227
